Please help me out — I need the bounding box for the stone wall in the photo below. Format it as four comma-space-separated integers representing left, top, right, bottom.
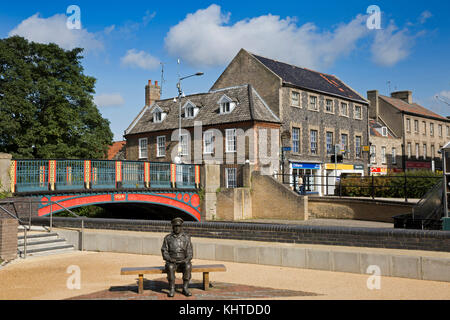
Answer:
0, 153, 12, 192
308, 197, 413, 223
250, 171, 308, 220
0, 218, 18, 261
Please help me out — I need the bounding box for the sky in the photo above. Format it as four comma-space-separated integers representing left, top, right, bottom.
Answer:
1, 0, 450, 141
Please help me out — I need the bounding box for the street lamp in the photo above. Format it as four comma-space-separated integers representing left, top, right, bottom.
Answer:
175, 72, 204, 164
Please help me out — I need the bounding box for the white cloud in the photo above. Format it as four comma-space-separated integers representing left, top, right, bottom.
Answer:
164, 4, 369, 69
370, 21, 415, 67
94, 93, 125, 107
8, 13, 103, 52
419, 10, 432, 24
438, 91, 450, 100
120, 49, 160, 70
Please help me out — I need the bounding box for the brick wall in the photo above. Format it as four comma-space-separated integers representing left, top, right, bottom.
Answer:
0, 218, 18, 261
30, 216, 450, 252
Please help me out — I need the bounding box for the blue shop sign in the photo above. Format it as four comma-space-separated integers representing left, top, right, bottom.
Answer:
291, 163, 321, 170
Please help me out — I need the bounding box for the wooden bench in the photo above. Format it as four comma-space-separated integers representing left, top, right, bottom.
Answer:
120, 264, 227, 294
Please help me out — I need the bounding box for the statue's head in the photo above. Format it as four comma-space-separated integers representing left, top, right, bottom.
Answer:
171, 217, 184, 234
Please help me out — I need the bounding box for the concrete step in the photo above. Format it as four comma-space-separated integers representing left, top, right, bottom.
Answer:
18, 225, 48, 232
18, 245, 75, 258
17, 230, 75, 258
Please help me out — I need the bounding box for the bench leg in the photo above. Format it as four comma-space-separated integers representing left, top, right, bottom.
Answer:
203, 272, 209, 291
138, 274, 144, 294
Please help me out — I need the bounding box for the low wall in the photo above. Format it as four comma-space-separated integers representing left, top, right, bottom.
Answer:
250, 172, 308, 220
308, 197, 414, 223
0, 218, 18, 261
55, 228, 450, 283
30, 217, 450, 252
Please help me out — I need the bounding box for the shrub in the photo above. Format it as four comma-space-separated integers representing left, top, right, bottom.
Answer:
340, 171, 442, 199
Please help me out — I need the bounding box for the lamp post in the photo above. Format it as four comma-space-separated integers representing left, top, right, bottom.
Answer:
174, 72, 204, 164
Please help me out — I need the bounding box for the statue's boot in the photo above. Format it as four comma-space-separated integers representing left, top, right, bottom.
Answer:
182, 280, 192, 297
168, 281, 175, 297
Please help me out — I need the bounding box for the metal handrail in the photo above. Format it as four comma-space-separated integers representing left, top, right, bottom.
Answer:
0, 198, 87, 257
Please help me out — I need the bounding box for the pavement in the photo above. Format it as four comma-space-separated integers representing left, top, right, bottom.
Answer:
1, 250, 449, 300
232, 218, 393, 228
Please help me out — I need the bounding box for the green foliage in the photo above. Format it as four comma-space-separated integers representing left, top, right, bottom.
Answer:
198, 186, 205, 204
55, 205, 107, 218
340, 171, 442, 199
0, 180, 11, 199
0, 36, 113, 159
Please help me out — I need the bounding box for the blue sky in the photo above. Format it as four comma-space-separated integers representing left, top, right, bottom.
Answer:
1, 0, 449, 141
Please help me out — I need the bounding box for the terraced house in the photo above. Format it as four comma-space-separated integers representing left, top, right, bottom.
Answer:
124, 80, 281, 188
367, 90, 450, 172
211, 49, 370, 195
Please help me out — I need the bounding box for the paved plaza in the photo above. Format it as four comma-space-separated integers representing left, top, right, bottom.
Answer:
0, 250, 449, 300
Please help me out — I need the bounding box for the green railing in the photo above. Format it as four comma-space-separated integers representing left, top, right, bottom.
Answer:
12, 159, 198, 192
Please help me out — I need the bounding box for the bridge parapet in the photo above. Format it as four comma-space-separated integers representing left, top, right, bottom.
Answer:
10, 159, 201, 193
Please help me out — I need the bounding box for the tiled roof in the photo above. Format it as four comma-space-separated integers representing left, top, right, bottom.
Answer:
125, 84, 280, 135
369, 119, 396, 139
251, 53, 367, 103
107, 141, 126, 160
379, 95, 447, 120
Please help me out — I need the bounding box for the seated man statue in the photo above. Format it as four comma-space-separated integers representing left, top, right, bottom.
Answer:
161, 217, 193, 297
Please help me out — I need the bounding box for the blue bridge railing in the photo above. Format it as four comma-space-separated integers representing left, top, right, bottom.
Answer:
11, 159, 200, 193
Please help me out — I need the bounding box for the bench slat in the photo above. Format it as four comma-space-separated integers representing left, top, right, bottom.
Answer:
121, 264, 226, 275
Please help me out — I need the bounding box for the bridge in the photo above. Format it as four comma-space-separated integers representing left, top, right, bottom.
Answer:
9, 159, 202, 221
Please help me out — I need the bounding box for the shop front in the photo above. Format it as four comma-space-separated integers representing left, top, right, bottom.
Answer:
289, 162, 321, 195
324, 163, 365, 195
406, 161, 432, 171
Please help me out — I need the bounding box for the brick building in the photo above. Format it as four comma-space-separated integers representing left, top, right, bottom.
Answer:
124, 81, 281, 188
368, 90, 450, 172
368, 119, 403, 175
211, 49, 370, 195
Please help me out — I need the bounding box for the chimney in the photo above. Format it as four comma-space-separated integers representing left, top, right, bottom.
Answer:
391, 91, 412, 104
145, 80, 161, 106
367, 90, 379, 120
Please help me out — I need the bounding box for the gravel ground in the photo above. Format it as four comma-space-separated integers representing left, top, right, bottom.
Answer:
0, 251, 449, 300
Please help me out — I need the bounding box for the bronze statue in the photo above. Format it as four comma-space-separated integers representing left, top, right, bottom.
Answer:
161, 217, 193, 297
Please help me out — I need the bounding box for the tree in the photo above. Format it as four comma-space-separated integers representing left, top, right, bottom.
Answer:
0, 36, 113, 159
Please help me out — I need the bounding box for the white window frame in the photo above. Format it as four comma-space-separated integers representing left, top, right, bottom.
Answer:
355, 136, 361, 158
153, 111, 162, 123
203, 131, 214, 154
291, 91, 300, 107
326, 132, 333, 154
139, 138, 148, 159
406, 118, 411, 132
310, 130, 318, 154
292, 127, 300, 153
422, 121, 427, 135
381, 146, 386, 164
180, 133, 189, 156
309, 95, 318, 111
439, 124, 443, 137
340, 102, 348, 117
430, 123, 434, 136
423, 144, 427, 160
407, 143, 411, 159
341, 134, 348, 158
325, 99, 334, 113
354, 105, 362, 120
414, 120, 419, 133
156, 136, 165, 157
225, 168, 237, 188
415, 143, 420, 159
431, 145, 435, 158
225, 129, 237, 153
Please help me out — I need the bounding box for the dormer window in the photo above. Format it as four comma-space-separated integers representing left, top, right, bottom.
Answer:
182, 101, 198, 119
381, 127, 388, 137
154, 111, 162, 123
218, 94, 236, 114
151, 104, 166, 123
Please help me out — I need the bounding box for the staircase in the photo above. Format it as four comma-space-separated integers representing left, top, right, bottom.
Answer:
17, 226, 75, 258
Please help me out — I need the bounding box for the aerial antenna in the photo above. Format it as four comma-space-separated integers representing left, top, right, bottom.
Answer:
386, 81, 391, 95
160, 62, 166, 96
435, 95, 450, 107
